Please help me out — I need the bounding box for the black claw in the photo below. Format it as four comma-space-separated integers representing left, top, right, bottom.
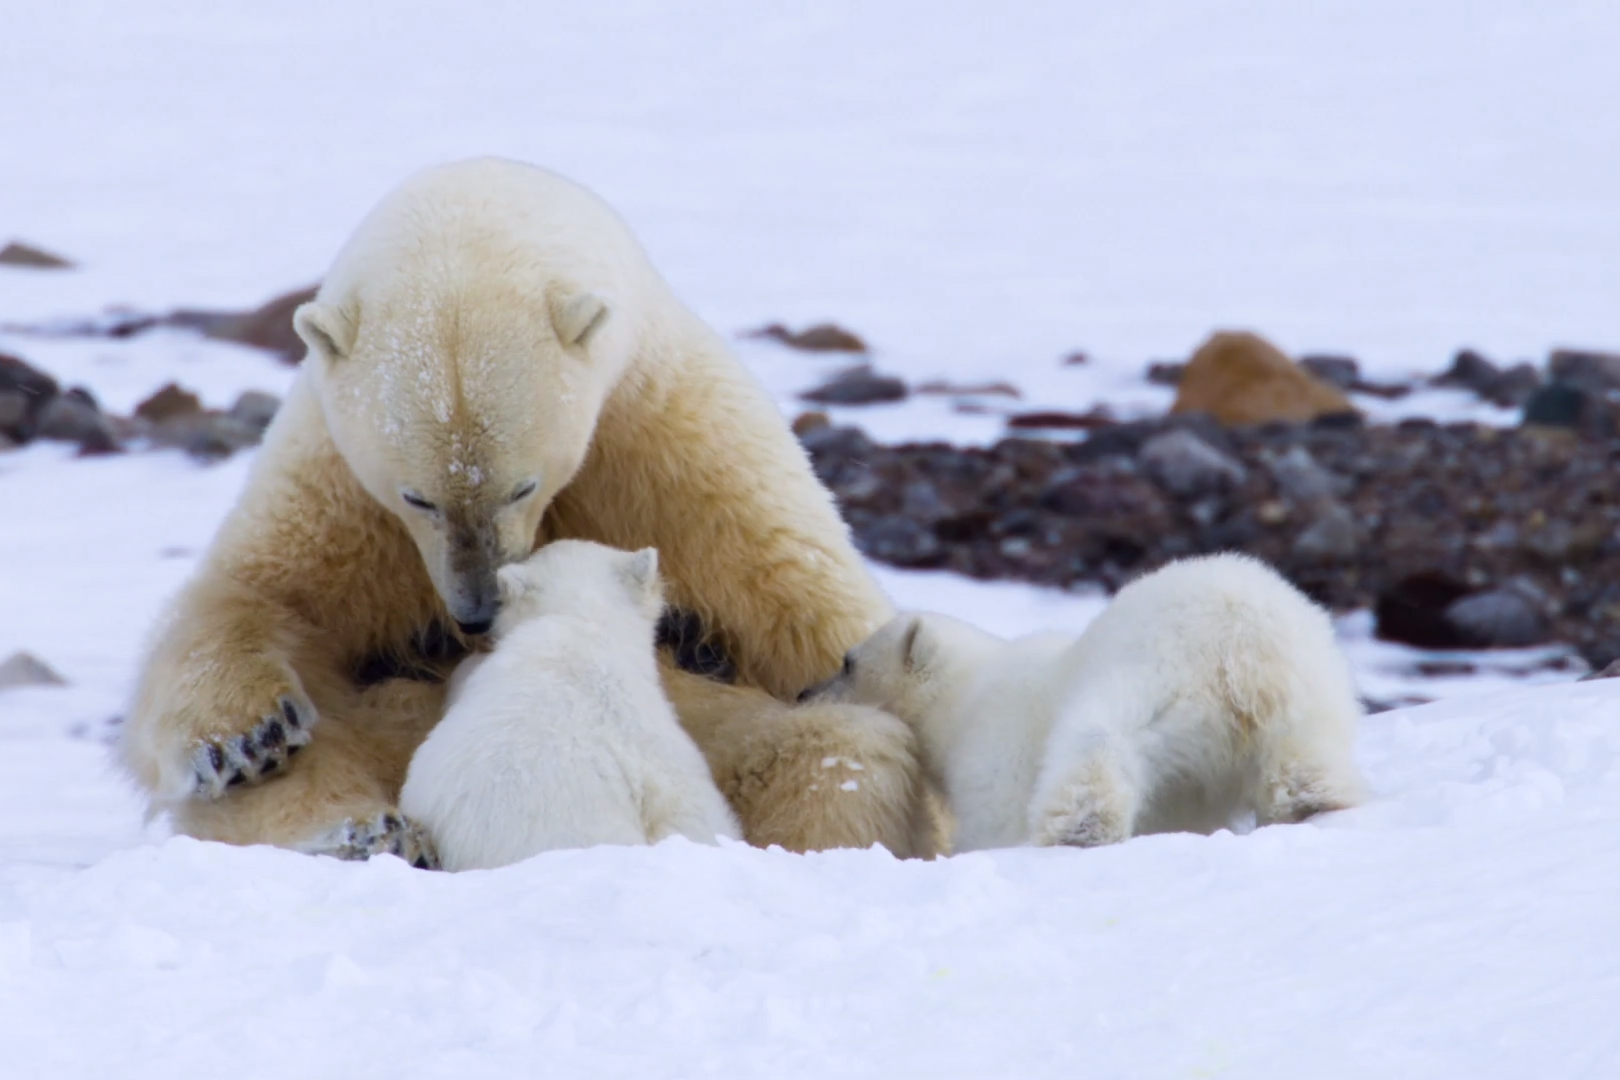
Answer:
382, 813, 402, 833
260, 757, 281, 773
261, 719, 286, 748
287, 743, 303, 757
412, 856, 430, 870
226, 770, 247, 788
207, 743, 226, 773
237, 737, 259, 763
281, 698, 301, 729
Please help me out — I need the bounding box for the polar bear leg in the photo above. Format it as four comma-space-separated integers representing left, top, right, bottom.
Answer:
663, 669, 931, 858
1027, 731, 1142, 849
168, 677, 447, 862
1256, 735, 1364, 826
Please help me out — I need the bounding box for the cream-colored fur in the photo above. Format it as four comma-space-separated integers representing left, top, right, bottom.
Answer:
400, 542, 740, 870
806, 554, 1365, 852
122, 157, 924, 859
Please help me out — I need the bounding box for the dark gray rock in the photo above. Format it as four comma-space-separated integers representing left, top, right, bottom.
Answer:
150, 413, 263, 461
0, 353, 60, 443
1487, 363, 1544, 408
36, 388, 121, 455
1521, 381, 1613, 434
1549, 348, 1620, 392
228, 390, 281, 433
1139, 429, 1245, 498
854, 515, 943, 566
1580, 657, 1620, 681
1443, 584, 1550, 647
0, 651, 67, 690
0, 241, 74, 269
800, 365, 908, 406
1265, 445, 1345, 504
1300, 354, 1359, 391
1292, 502, 1360, 562
1433, 349, 1502, 396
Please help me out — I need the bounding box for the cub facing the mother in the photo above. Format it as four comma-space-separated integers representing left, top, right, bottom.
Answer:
122, 158, 928, 860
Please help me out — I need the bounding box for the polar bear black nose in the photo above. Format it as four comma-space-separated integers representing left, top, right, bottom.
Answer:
456, 618, 494, 636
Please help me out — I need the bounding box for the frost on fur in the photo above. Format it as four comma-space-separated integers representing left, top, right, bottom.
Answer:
804, 553, 1366, 852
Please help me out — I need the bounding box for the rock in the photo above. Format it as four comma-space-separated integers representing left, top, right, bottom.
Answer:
1580, 657, 1620, 681
854, 515, 943, 566
791, 410, 831, 439
1433, 348, 1502, 396
1434, 349, 1544, 408
0, 241, 74, 269
0, 353, 61, 443
1139, 429, 1246, 498
1443, 583, 1550, 647
169, 285, 319, 362
1265, 445, 1343, 504
914, 380, 1021, 399
1300, 354, 1359, 391
1374, 571, 1474, 648
228, 390, 281, 433
1171, 331, 1356, 427
37, 388, 121, 454
1291, 501, 1360, 562
1549, 348, 1620, 391
1061, 351, 1090, 366
149, 413, 263, 461
798, 423, 875, 464
1005, 409, 1115, 431
745, 322, 868, 353
1146, 361, 1184, 386
0, 651, 67, 691
134, 383, 204, 424
800, 366, 907, 406
1521, 381, 1613, 435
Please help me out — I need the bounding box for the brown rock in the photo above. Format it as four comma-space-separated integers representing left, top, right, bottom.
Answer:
0, 241, 74, 269
135, 383, 204, 423
914, 380, 1022, 399
791, 411, 831, 438
1171, 331, 1357, 427
746, 322, 868, 353
1005, 408, 1115, 431
172, 284, 319, 362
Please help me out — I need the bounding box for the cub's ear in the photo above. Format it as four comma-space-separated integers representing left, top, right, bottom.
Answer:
293, 302, 355, 362
495, 563, 533, 605
900, 616, 931, 671
552, 291, 609, 349
619, 547, 661, 600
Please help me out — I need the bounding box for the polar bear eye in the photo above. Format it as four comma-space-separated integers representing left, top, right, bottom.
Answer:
842, 652, 855, 677
401, 490, 438, 513
509, 479, 539, 504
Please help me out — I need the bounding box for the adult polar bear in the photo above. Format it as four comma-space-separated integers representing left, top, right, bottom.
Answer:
122, 158, 928, 863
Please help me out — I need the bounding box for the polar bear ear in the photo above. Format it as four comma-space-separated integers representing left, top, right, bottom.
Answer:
620, 546, 660, 593
552, 292, 609, 349
293, 302, 355, 363
901, 616, 932, 672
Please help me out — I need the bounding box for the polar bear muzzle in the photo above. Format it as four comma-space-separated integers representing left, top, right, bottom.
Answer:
442, 518, 502, 635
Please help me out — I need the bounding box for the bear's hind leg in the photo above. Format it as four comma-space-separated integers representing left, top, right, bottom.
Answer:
1027, 732, 1142, 849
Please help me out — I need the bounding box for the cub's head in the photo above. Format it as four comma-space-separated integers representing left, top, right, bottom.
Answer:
490, 540, 663, 638
798, 612, 970, 727
295, 286, 626, 635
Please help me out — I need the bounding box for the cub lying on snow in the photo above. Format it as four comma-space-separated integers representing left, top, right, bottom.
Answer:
803, 553, 1365, 852
401, 540, 740, 870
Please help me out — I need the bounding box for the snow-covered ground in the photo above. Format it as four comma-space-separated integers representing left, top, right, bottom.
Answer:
4, 2, 1620, 1076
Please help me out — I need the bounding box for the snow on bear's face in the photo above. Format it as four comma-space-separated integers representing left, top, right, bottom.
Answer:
295, 289, 619, 634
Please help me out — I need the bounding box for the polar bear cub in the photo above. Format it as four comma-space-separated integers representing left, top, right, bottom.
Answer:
804, 553, 1364, 852
400, 540, 740, 870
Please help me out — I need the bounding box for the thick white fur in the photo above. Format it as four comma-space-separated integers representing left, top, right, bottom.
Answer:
809, 554, 1364, 852
399, 540, 740, 870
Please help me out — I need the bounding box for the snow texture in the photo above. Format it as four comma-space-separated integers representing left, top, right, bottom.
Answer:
3, 2, 1619, 1075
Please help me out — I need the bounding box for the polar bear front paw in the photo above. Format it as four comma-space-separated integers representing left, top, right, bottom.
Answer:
188, 696, 315, 798
301, 811, 441, 870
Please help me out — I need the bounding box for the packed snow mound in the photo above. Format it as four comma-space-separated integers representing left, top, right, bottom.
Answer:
2, 679, 1615, 1078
